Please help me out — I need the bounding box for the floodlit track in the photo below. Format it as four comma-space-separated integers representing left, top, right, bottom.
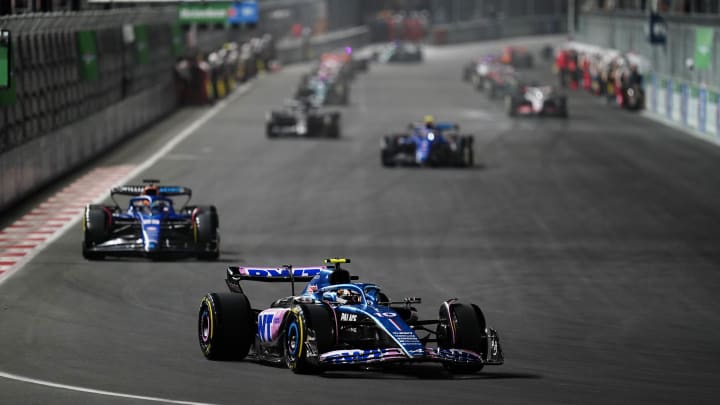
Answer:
1, 36, 720, 404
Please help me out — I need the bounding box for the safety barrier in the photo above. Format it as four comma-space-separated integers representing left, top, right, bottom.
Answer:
0, 78, 175, 209
430, 15, 566, 46
575, 12, 720, 144
276, 26, 370, 65
0, 8, 225, 212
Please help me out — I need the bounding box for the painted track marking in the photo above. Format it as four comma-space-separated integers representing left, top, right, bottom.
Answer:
0, 371, 218, 405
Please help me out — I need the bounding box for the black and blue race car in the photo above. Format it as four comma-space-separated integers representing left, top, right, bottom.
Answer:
381, 120, 474, 167
82, 180, 219, 260
198, 258, 503, 374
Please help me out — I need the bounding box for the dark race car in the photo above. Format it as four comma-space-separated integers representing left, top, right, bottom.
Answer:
381, 121, 474, 167
82, 180, 219, 260
378, 41, 423, 63
295, 74, 349, 106
483, 64, 521, 99
501, 46, 534, 68
505, 85, 568, 118
462, 54, 500, 90
266, 99, 341, 138
198, 258, 503, 374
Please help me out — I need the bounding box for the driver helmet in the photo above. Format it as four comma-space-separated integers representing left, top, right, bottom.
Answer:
424, 115, 435, 129
336, 288, 360, 304
151, 200, 169, 214
142, 185, 159, 196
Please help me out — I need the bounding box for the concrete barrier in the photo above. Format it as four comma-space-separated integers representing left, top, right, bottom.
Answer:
276, 26, 370, 65
0, 78, 176, 210
431, 15, 566, 46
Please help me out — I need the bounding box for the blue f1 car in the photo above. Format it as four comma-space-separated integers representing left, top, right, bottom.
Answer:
82, 180, 219, 260
381, 120, 474, 167
198, 258, 503, 374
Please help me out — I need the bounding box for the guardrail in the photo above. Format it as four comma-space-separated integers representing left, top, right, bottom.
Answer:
431, 15, 566, 45
276, 26, 370, 64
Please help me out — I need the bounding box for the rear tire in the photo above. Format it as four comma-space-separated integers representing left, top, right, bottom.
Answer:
195, 206, 219, 261
381, 136, 395, 167
462, 137, 474, 167
266, 122, 277, 138
198, 293, 254, 360
505, 95, 517, 117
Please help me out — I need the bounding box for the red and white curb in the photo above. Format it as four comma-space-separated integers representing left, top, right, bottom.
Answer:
0, 165, 136, 280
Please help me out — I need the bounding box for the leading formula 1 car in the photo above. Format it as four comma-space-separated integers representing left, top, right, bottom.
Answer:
198, 258, 503, 374
381, 120, 474, 167
505, 85, 568, 118
82, 180, 219, 260
266, 99, 341, 138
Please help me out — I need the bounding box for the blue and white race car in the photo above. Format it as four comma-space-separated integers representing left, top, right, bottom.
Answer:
381, 119, 474, 167
82, 180, 219, 260
198, 258, 503, 374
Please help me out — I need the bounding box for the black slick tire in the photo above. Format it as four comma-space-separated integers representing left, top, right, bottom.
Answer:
82, 205, 108, 260
198, 292, 254, 360
437, 302, 487, 373
194, 206, 219, 261
284, 304, 334, 374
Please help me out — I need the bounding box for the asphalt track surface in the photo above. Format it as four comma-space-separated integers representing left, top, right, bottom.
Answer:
2, 36, 720, 404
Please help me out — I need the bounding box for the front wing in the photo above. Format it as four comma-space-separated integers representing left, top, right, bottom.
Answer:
319, 329, 503, 366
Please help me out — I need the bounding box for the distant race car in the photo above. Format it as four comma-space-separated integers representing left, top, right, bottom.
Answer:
381, 121, 474, 167
296, 74, 349, 106
483, 64, 520, 99
377, 41, 423, 63
462, 54, 500, 90
198, 258, 503, 374
505, 85, 568, 117
501, 46, 534, 68
266, 99, 341, 138
82, 180, 219, 260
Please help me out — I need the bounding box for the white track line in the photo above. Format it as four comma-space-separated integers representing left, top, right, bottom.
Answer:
0, 371, 218, 405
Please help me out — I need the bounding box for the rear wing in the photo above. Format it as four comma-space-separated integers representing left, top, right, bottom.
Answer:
110, 185, 192, 197
226, 266, 326, 295
226, 258, 358, 295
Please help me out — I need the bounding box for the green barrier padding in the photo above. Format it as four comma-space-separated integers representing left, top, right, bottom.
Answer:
77, 31, 99, 82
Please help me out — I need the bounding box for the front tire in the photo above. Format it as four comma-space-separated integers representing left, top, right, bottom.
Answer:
82, 205, 109, 260
198, 292, 254, 360
285, 305, 334, 374
437, 302, 487, 373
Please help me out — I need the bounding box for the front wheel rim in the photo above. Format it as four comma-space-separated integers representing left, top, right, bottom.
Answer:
200, 310, 211, 343
286, 322, 300, 362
